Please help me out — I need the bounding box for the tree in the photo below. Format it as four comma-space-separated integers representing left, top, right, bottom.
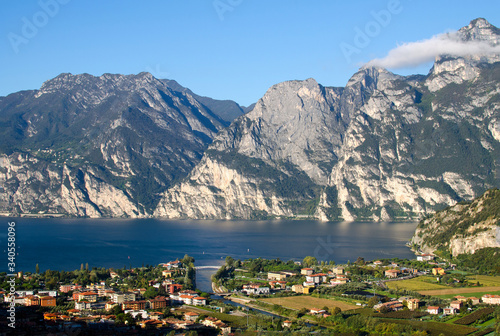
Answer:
460, 305, 467, 314
332, 307, 342, 316
182, 254, 195, 267
225, 256, 235, 267
158, 285, 167, 296
111, 305, 123, 316
298, 308, 309, 317
354, 257, 365, 265
379, 305, 390, 314
367, 296, 379, 308
143, 287, 159, 299
302, 256, 318, 268
35, 264, 39, 274
123, 313, 136, 326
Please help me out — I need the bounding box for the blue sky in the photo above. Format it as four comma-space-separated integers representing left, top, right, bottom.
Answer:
1, 1, 499, 106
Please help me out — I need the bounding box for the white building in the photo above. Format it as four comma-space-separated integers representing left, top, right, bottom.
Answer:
111, 292, 136, 304
417, 254, 434, 262
124, 310, 149, 319
242, 285, 270, 295
75, 301, 91, 310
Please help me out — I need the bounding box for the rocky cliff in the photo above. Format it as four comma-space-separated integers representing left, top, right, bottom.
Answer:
410, 189, 500, 256
155, 18, 500, 220
155, 78, 345, 218
0, 72, 244, 217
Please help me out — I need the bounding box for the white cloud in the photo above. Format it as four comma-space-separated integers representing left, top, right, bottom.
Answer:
367, 32, 500, 69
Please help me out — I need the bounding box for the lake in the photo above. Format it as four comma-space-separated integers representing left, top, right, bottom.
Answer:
0, 218, 418, 292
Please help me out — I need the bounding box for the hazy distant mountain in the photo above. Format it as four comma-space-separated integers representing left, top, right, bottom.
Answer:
155, 18, 500, 221
0, 72, 238, 217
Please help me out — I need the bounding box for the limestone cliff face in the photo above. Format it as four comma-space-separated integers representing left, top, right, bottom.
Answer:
0, 72, 244, 217
155, 78, 344, 218
154, 156, 293, 219
0, 154, 141, 217
155, 18, 500, 220
410, 189, 500, 256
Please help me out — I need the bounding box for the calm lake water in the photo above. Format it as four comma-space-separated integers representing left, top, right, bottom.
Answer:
0, 218, 418, 292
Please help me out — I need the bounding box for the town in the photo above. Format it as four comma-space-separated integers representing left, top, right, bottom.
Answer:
0, 252, 499, 335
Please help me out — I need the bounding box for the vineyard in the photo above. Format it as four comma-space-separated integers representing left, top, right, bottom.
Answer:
453, 307, 495, 325
373, 310, 427, 319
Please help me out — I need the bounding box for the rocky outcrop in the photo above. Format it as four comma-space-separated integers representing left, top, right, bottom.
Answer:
154, 78, 345, 219
154, 156, 293, 219
410, 189, 500, 256
0, 154, 142, 217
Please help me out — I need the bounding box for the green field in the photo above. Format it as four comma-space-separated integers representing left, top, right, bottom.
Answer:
378, 318, 477, 336
260, 295, 360, 312
184, 306, 265, 329
465, 275, 500, 287
429, 289, 500, 299
386, 276, 449, 291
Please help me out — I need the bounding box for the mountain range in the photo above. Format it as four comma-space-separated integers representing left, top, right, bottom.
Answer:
1, 18, 499, 220
0, 73, 245, 216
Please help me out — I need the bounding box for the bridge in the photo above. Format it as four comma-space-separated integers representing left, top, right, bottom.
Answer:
195, 266, 221, 270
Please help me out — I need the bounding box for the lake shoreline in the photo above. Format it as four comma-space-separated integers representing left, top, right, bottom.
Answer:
1, 218, 418, 278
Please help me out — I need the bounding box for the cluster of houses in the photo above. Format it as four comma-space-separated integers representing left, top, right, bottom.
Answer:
262, 266, 352, 295
3, 290, 58, 307
237, 256, 450, 299
40, 309, 231, 334
248, 263, 418, 297
426, 297, 476, 316
237, 267, 350, 295
369, 260, 419, 279
374, 294, 500, 316
1, 260, 222, 333
300, 266, 351, 288
241, 284, 270, 296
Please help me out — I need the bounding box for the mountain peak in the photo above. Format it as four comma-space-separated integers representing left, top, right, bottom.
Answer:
458, 17, 500, 45
470, 18, 494, 29
37, 72, 162, 97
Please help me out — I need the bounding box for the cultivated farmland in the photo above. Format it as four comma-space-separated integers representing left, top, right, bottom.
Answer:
260, 295, 359, 312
